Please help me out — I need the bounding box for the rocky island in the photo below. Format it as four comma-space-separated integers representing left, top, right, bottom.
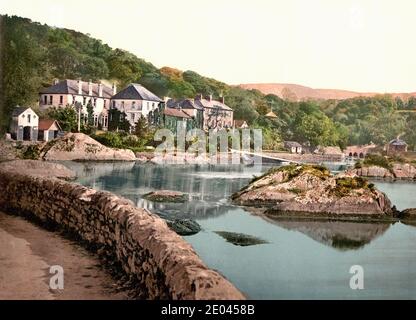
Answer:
232, 164, 394, 218
347, 154, 416, 180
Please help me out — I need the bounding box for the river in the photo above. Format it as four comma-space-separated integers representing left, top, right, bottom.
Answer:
68, 161, 416, 299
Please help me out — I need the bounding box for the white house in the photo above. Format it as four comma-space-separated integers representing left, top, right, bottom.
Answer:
110, 83, 163, 128
39, 79, 115, 129
9, 106, 39, 141
284, 141, 303, 154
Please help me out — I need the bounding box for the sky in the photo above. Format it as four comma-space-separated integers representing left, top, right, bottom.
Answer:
1, 0, 416, 92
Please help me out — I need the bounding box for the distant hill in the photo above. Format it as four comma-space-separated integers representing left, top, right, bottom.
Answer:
238, 83, 416, 101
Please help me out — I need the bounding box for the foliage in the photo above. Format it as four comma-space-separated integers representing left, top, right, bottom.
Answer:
357, 154, 393, 171
2, 14, 415, 152
333, 177, 373, 197
108, 108, 130, 132
47, 106, 78, 132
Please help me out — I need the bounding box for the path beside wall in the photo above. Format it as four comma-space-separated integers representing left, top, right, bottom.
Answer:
0, 167, 244, 300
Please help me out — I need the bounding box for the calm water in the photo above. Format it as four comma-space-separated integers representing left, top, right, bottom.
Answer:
68, 162, 416, 299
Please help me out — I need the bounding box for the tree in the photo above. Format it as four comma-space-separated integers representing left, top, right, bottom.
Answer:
108, 108, 130, 132
47, 106, 78, 132
2, 17, 49, 131
134, 115, 149, 138
86, 101, 94, 126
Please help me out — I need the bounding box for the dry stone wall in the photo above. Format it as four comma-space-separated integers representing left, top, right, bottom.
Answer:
0, 169, 244, 300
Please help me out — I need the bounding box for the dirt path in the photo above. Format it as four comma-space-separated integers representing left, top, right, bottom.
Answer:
0, 211, 129, 300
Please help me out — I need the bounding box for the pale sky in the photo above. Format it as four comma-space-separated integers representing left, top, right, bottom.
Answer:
1, 0, 415, 92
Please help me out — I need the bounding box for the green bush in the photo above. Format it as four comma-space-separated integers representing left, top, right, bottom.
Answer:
92, 132, 123, 148
362, 154, 392, 171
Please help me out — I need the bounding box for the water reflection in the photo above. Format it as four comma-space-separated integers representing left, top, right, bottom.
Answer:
69, 161, 416, 298
263, 216, 391, 250
70, 161, 265, 220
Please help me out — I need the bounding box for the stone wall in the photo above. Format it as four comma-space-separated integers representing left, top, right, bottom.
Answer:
0, 169, 244, 300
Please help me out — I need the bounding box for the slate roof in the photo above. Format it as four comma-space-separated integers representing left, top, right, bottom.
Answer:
39, 80, 113, 98
194, 97, 233, 111
12, 106, 35, 117
166, 98, 203, 110
284, 141, 302, 148
389, 138, 407, 146
163, 108, 192, 119
111, 83, 163, 102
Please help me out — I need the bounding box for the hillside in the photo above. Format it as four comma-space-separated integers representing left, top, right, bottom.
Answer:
1, 14, 415, 151
238, 83, 416, 101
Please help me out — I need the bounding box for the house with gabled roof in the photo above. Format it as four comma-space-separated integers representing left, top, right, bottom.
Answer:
165, 98, 204, 129
38, 119, 62, 142
10, 106, 39, 141
110, 83, 163, 128
39, 79, 115, 129
194, 94, 233, 130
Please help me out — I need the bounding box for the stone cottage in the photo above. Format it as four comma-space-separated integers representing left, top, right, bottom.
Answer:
284, 141, 303, 154
194, 94, 234, 131
9, 106, 39, 141
387, 138, 408, 155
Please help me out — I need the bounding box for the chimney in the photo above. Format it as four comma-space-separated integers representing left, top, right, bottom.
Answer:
208, 94, 212, 101
219, 96, 225, 104
53, 78, 59, 85
98, 83, 103, 97
195, 94, 203, 100
112, 83, 117, 96
77, 79, 82, 95
88, 80, 93, 96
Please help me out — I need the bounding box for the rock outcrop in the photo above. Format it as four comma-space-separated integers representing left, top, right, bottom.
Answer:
400, 208, 416, 219
41, 133, 136, 161
348, 163, 416, 180
143, 190, 189, 203
232, 164, 394, 217
0, 160, 75, 180
166, 219, 201, 236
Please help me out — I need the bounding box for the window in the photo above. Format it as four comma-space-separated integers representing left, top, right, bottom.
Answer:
112, 101, 116, 108
104, 100, 106, 108
93, 98, 97, 107
132, 101, 136, 109
60, 96, 63, 104
83, 97, 86, 105
49, 96, 53, 105
44, 95, 47, 105
132, 113, 135, 121
28, 114, 31, 123
121, 101, 125, 108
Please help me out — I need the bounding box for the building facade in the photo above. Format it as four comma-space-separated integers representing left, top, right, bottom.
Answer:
10, 106, 39, 141
39, 79, 115, 129
194, 94, 233, 131
110, 83, 163, 129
